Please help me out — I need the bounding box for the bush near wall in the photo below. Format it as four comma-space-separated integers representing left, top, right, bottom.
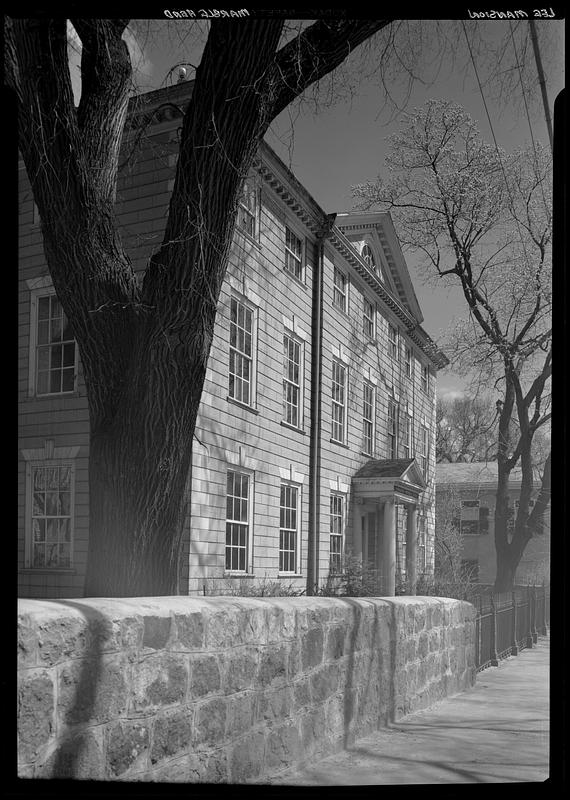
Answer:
18, 596, 476, 783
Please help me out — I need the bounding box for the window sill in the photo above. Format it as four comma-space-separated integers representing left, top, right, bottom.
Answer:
278, 573, 303, 579
25, 390, 81, 402
224, 571, 255, 577
280, 421, 306, 435
361, 451, 374, 458
332, 304, 349, 317
235, 227, 262, 250
283, 268, 308, 289
226, 397, 259, 415
330, 439, 350, 449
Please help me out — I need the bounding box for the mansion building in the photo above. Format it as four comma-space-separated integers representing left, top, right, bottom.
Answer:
18, 81, 448, 599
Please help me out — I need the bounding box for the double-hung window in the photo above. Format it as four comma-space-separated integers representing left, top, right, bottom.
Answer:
362, 381, 375, 456
421, 364, 430, 394
404, 346, 412, 379
228, 296, 256, 406
29, 462, 74, 569
420, 424, 429, 475
459, 500, 490, 536
225, 470, 251, 572
279, 483, 299, 574
388, 323, 398, 360
403, 412, 412, 459
283, 333, 302, 428
333, 267, 347, 312
387, 399, 398, 459
31, 291, 77, 396
417, 515, 427, 573
284, 226, 303, 280
329, 493, 344, 572
363, 298, 375, 339
331, 358, 347, 444
237, 179, 258, 239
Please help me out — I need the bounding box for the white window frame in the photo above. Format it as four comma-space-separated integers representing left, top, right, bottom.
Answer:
404, 345, 412, 379
362, 380, 375, 456
421, 364, 430, 394
403, 412, 412, 459
284, 225, 304, 281
361, 243, 377, 273
22, 444, 79, 570
387, 398, 398, 459
329, 492, 345, 573
417, 514, 427, 573
363, 297, 375, 340
279, 481, 301, 575
237, 178, 260, 241
331, 357, 348, 444
420, 424, 429, 475
333, 266, 348, 313
27, 279, 78, 398
388, 323, 398, 360
283, 331, 304, 430
228, 294, 258, 408
225, 468, 254, 573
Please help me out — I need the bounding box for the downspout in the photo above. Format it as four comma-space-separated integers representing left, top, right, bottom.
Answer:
307, 213, 336, 595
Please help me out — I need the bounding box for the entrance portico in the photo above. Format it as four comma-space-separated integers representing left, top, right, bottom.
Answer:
352, 458, 427, 596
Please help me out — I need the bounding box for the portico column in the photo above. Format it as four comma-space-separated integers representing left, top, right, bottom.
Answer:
382, 499, 396, 596
352, 498, 363, 560
406, 504, 418, 595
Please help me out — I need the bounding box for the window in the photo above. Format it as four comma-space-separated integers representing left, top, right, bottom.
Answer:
459, 500, 489, 535
32, 293, 77, 396
283, 333, 302, 428
363, 298, 375, 339
361, 243, 377, 272
387, 399, 398, 459
225, 470, 251, 572
421, 364, 430, 394
279, 483, 299, 573
228, 296, 255, 406
404, 346, 412, 379
403, 413, 412, 459
29, 463, 73, 568
388, 323, 398, 360
237, 179, 258, 238
333, 266, 347, 312
331, 358, 347, 444
284, 226, 303, 280
330, 493, 344, 572
362, 381, 375, 456
417, 515, 427, 573
420, 424, 429, 475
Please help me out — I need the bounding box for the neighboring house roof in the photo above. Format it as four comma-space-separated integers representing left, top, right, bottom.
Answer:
436, 461, 541, 488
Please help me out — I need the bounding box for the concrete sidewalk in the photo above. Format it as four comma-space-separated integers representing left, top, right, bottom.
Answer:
267, 636, 550, 785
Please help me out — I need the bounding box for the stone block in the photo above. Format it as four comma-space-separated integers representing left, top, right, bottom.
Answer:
310, 662, 340, 705
258, 644, 287, 687
224, 647, 259, 694
36, 730, 104, 780
226, 692, 257, 739
301, 706, 326, 757
326, 624, 347, 660
18, 618, 38, 669
143, 615, 172, 650
229, 731, 266, 783
174, 612, 204, 650
265, 721, 301, 772
266, 602, 296, 642
190, 653, 221, 698
150, 708, 193, 765
417, 631, 429, 659
37, 614, 89, 667
131, 653, 188, 713
257, 686, 293, 723
58, 655, 129, 725
195, 748, 229, 783
194, 697, 227, 746
293, 676, 311, 710
150, 755, 191, 782
18, 670, 54, 763
301, 627, 323, 671
106, 719, 150, 777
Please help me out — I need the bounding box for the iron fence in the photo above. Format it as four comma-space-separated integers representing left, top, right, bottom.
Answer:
474, 583, 550, 672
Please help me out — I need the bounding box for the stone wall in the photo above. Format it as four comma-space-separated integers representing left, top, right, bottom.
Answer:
18, 596, 476, 783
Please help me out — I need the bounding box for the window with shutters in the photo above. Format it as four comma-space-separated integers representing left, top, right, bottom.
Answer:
459, 500, 489, 535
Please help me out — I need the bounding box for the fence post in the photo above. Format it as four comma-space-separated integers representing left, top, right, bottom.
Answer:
531, 585, 539, 643
526, 584, 534, 649
539, 582, 548, 636
511, 590, 519, 655
490, 594, 499, 666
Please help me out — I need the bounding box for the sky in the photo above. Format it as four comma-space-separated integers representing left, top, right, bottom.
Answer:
69, 17, 564, 399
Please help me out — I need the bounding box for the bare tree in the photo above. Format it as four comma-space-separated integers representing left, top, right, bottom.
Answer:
9, 17, 393, 596
354, 100, 551, 592
436, 394, 499, 463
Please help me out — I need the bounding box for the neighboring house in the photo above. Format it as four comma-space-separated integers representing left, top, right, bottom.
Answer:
435, 462, 550, 586
18, 81, 447, 599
